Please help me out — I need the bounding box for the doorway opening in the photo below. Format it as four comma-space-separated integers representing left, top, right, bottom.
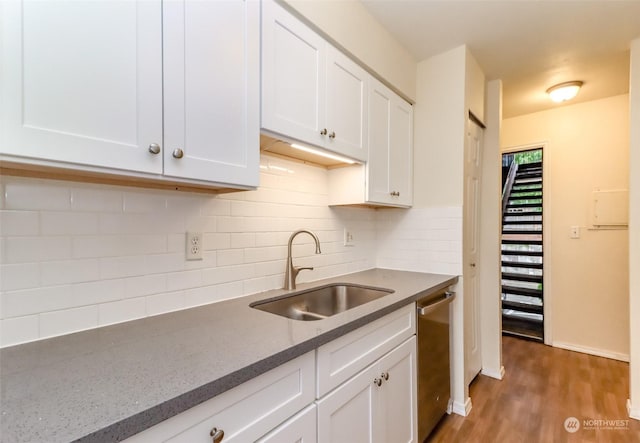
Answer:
501, 148, 543, 342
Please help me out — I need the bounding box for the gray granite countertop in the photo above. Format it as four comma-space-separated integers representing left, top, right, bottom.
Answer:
0, 269, 457, 443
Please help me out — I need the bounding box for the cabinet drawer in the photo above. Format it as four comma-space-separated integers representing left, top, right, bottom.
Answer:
316, 303, 415, 397
256, 404, 317, 443
125, 351, 315, 443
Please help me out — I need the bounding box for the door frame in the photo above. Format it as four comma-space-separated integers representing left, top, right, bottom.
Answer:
501, 142, 551, 345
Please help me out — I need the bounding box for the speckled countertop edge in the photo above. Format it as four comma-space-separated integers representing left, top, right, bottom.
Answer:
0, 269, 458, 443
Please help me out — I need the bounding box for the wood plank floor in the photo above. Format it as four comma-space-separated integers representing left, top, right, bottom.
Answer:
427, 336, 640, 442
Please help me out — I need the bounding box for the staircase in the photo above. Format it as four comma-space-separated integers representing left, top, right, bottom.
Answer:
501, 160, 544, 341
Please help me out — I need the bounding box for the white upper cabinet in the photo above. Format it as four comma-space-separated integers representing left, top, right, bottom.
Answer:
163, 0, 259, 187
261, 0, 368, 162
0, 0, 163, 173
328, 78, 413, 207
1, 0, 259, 189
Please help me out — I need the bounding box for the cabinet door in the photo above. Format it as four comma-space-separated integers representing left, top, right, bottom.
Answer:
325, 46, 368, 161
366, 79, 413, 207
316, 362, 380, 443
377, 337, 417, 443
163, 0, 259, 187
389, 96, 413, 206
256, 405, 317, 443
261, 0, 326, 148
0, 0, 163, 173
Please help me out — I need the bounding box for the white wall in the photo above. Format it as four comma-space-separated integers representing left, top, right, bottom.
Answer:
502, 94, 630, 361
628, 38, 640, 420
285, 0, 417, 101
0, 155, 379, 347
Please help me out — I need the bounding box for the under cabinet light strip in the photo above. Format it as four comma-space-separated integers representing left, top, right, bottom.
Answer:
290, 143, 357, 164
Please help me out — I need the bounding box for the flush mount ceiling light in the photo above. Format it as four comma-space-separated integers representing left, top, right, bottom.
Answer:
290, 143, 356, 164
546, 81, 583, 103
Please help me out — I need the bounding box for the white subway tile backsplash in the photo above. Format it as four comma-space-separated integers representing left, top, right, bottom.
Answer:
1, 315, 39, 347
0, 211, 39, 236
98, 297, 146, 326
146, 291, 185, 316
71, 187, 123, 212
40, 306, 98, 337
40, 211, 99, 236
40, 259, 100, 286
0, 155, 461, 346
4, 181, 70, 211
0, 263, 40, 291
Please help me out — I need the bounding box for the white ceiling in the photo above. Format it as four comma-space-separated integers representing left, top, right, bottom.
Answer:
360, 0, 640, 118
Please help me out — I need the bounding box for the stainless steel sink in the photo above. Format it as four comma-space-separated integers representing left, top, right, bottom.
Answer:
250, 283, 394, 321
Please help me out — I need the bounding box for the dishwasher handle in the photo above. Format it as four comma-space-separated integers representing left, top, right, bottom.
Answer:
417, 291, 456, 316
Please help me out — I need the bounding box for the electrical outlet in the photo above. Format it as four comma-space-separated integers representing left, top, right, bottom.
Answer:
186, 232, 203, 260
570, 226, 580, 239
343, 228, 355, 247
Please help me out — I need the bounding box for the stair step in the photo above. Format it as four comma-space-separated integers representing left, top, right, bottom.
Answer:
515, 172, 542, 179
502, 229, 542, 235
503, 219, 542, 225
501, 249, 543, 256
501, 238, 543, 245
512, 183, 542, 190
502, 300, 544, 314
514, 178, 542, 184
505, 207, 542, 213
517, 161, 542, 170
502, 284, 543, 298
507, 203, 542, 211
501, 261, 543, 270
501, 272, 543, 283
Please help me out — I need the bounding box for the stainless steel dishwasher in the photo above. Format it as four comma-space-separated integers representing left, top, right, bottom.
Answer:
416, 290, 456, 441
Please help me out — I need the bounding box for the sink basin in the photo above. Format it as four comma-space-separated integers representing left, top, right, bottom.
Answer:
250, 283, 394, 321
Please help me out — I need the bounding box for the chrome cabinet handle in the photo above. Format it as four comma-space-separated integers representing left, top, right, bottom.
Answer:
390, 191, 400, 197
373, 377, 382, 387
172, 148, 184, 159
148, 143, 161, 155
381, 372, 389, 381
320, 128, 328, 136
329, 131, 336, 139
210, 427, 224, 443
417, 291, 456, 316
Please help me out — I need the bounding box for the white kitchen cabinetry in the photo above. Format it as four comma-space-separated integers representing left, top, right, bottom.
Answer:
328, 79, 413, 207
256, 405, 317, 443
123, 352, 316, 443
261, 0, 368, 162
316, 337, 417, 443
0, 0, 258, 189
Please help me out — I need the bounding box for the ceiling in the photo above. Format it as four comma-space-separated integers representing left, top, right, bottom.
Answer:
360, 0, 640, 118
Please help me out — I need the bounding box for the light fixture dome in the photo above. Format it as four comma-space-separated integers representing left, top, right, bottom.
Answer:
546, 81, 583, 103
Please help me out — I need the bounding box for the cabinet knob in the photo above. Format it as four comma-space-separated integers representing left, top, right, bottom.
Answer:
328, 131, 336, 139
381, 372, 389, 381
172, 148, 184, 159
373, 377, 382, 387
210, 427, 225, 443
148, 143, 161, 155
390, 191, 400, 197
320, 128, 328, 136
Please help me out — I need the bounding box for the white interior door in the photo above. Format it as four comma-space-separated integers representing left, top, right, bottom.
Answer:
464, 118, 483, 385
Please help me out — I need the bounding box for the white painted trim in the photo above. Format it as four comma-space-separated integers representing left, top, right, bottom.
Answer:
628, 399, 640, 421
452, 397, 472, 417
552, 341, 629, 362
481, 365, 505, 380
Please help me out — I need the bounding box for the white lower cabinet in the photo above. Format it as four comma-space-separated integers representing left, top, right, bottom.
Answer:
256, 405, 317, 443
124, 305, 417, 443
123, 352, 315, 443
316, 337, 417, 443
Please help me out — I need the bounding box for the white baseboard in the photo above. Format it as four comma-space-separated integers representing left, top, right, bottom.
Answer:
452, 397, 472, 417
552, 341, 629, 362
629, 399, 640, 420
481, 365, 505, 380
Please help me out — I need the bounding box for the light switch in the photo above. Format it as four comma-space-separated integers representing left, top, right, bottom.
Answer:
570, 226, 580, 239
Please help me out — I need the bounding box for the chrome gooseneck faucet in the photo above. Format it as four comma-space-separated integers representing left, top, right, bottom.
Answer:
284, 229, 322, 290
